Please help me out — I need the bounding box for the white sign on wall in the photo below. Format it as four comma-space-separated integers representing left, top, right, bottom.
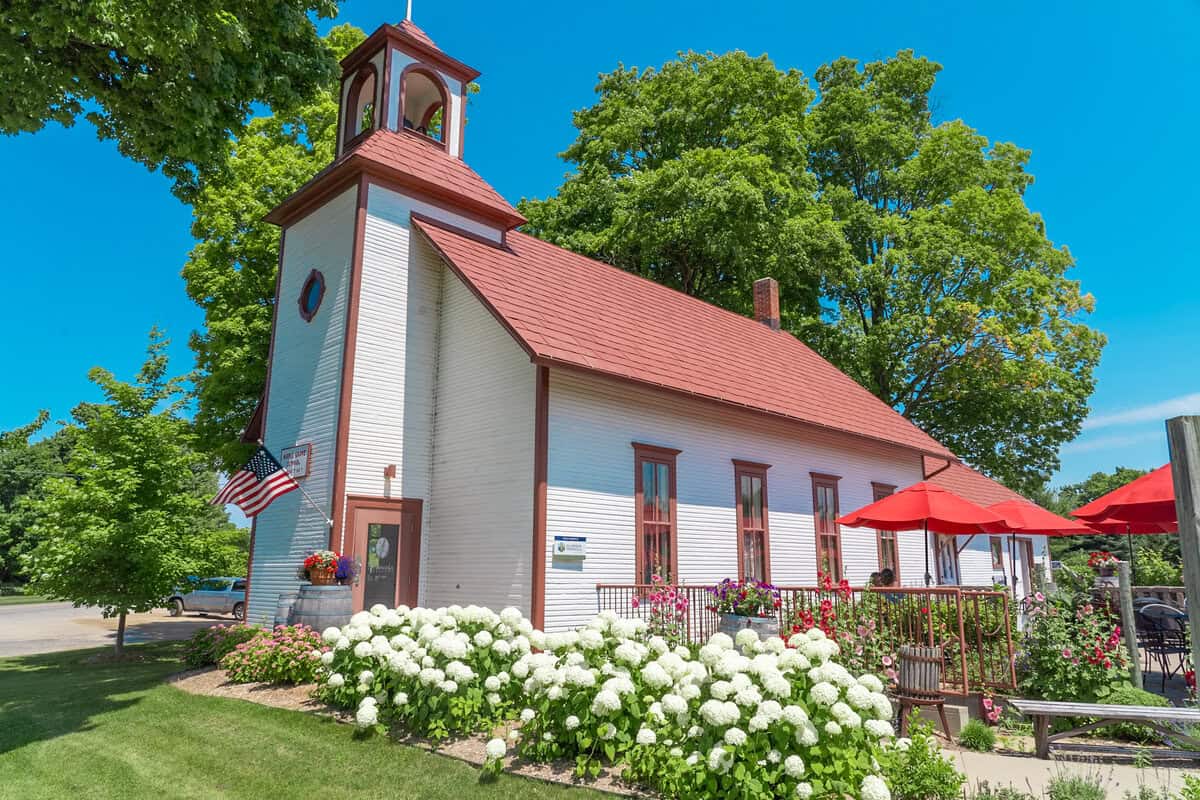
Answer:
281, 443, 312, 479
553, 536, 586, 558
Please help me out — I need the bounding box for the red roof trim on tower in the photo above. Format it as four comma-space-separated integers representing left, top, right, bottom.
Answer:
264, 128, 525, 229
411, 215, 956, 460
341, 22, 480, 84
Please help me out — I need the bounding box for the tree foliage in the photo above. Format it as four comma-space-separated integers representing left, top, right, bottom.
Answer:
0, 412, 74, 584
23, 330, 238, 654
0, 0, 341, 198
520, 52, 843, 317
521, 50, 1104, 492
184, 24, 364, 470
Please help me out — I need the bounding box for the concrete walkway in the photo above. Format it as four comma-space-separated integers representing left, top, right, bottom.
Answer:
949, 747, 1200, 795
0, 601, 222, 657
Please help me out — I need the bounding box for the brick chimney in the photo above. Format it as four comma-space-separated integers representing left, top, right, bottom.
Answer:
753, 277, 780, 331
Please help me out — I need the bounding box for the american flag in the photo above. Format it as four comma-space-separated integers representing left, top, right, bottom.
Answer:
211, 447, 299, 517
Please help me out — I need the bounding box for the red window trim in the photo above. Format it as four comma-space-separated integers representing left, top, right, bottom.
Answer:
871, 481, 900, 582
989, 536, 1005, 570
343, 65, 380, 150
398, 63, 451, 151
733, 460, 771, 583
298, 269, 326, 322
633, 442, 680, 584
811, 472, 842, 582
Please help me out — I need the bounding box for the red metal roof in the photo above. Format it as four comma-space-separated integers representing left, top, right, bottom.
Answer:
265, 128, 525, 229
414, 216, 955, 458
923, 457, 1025, 507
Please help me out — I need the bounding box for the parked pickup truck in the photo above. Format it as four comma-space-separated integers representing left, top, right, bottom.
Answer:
167, 577, 246, 620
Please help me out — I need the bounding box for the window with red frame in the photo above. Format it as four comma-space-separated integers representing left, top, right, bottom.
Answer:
734, 461, 771, 582
812, 473, 842, 581
872, 482, 900, 581
990, 536, 1005, 570
633, 443, 679, 584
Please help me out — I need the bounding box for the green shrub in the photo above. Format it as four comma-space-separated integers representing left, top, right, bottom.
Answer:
880, 714, 966, 800
1122, 786, 1171, 800
959, 719, 997, 751
182, 623, 257, 669
1046, 772, 1106, 800
1135, 549, 1182, 586
1094, 685, 1169, 743
219, 624, 324, 684
1179, 776, 1200, 800
969, 782, 1036, 800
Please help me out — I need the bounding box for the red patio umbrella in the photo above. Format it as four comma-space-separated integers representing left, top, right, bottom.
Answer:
1072, 464, 1177, 527
838, 482, 1008, 586
988, 499, 1094, 599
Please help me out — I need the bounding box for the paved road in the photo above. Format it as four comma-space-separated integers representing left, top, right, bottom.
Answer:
0, 602, 229, 657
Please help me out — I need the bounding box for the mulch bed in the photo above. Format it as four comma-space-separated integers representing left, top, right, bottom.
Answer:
168, 668, 645, 796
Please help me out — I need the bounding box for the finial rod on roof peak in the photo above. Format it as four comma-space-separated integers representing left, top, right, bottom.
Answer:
406, 0, 413, 21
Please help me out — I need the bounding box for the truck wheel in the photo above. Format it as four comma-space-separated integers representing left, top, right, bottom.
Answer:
169, 598, 184, 617
232, 602, 245, 621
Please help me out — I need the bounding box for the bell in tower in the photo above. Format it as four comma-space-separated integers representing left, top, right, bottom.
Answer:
335, 13, 480, 160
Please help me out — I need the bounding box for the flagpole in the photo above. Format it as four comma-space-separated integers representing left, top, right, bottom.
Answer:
259, 440, 333, 528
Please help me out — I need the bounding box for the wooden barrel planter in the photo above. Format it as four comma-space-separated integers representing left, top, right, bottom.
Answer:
274, 591, 300, 628
896, 644, 952, 738
290, 584, 352, 631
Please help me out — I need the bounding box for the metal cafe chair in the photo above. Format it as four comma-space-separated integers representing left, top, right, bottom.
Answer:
1138, 602, 1189, 692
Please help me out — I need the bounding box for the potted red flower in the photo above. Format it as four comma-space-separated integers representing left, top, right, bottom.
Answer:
1087, 550, 1119, 578
298, 550, 341, 585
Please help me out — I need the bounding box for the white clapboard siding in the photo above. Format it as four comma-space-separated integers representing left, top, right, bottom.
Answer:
340, 184, 502, 551
543, 370, 927, 632
247, 187, 357, 626
423, 258, 536, 611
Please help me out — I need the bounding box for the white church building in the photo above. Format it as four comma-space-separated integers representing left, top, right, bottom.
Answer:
242, 18, 1047, 630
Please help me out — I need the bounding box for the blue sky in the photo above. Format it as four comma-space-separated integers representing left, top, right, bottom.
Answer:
1, 0, 1196, 488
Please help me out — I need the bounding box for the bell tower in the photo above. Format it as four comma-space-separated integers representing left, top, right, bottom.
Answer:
335, 15, 480, 159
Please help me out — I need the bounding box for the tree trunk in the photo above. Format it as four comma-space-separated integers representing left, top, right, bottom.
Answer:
115, 611, 126, 658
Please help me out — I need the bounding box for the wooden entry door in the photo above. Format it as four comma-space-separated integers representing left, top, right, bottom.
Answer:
346, 496, 421, 611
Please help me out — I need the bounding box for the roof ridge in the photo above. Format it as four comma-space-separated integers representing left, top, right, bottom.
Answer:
506, 228, 942, 442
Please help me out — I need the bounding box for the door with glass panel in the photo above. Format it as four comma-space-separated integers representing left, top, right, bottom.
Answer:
349, 498, 422, 611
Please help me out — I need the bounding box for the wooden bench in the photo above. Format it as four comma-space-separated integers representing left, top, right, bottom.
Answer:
1008, 698, 1200, 758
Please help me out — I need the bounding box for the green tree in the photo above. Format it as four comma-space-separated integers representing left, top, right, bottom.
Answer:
184, 24, 364, 470
0, 1, 341, 198
520, 51, 844, 318
0, 413, 75, 584
521, 50, 1104, 493
23, 330, 232, 655
803, 53, 1103, 494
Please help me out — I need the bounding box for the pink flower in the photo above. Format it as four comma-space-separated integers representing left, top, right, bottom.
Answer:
630, 597, 640, 609
885, 668, 898, 680
1034, 592, 1045, 602
1062, 648, 1072, 658
881, 655, 893, 667
982, 698, 993, 710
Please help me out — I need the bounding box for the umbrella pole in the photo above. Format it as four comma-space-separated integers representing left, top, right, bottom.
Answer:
1009, 532, 1017, 602
924, 521, 932, 587
1127, 526, 1137, 585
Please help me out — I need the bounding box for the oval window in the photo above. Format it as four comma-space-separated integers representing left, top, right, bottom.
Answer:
298, 270, 325, 322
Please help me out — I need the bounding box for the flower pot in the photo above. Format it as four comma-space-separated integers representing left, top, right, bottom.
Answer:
718, 612, 780, 644
1097, 565, 1115, 578
308, 570, 336, 586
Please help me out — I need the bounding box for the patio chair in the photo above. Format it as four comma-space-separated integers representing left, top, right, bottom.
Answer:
1139, 603, 1188, 692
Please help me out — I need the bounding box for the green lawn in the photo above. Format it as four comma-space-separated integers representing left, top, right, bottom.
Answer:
0, 643, 609, 799
0, 593, 50, 605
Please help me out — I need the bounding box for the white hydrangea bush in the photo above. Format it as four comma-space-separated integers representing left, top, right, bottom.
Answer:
316, 603, 532, 739
316, 604, 894, 799
512, 613, 894, 800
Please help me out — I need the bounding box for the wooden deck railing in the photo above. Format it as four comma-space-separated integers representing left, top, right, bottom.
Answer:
594, 583, 1016, 696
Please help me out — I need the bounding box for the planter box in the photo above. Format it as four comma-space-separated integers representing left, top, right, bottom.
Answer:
718, 612, 780, 644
